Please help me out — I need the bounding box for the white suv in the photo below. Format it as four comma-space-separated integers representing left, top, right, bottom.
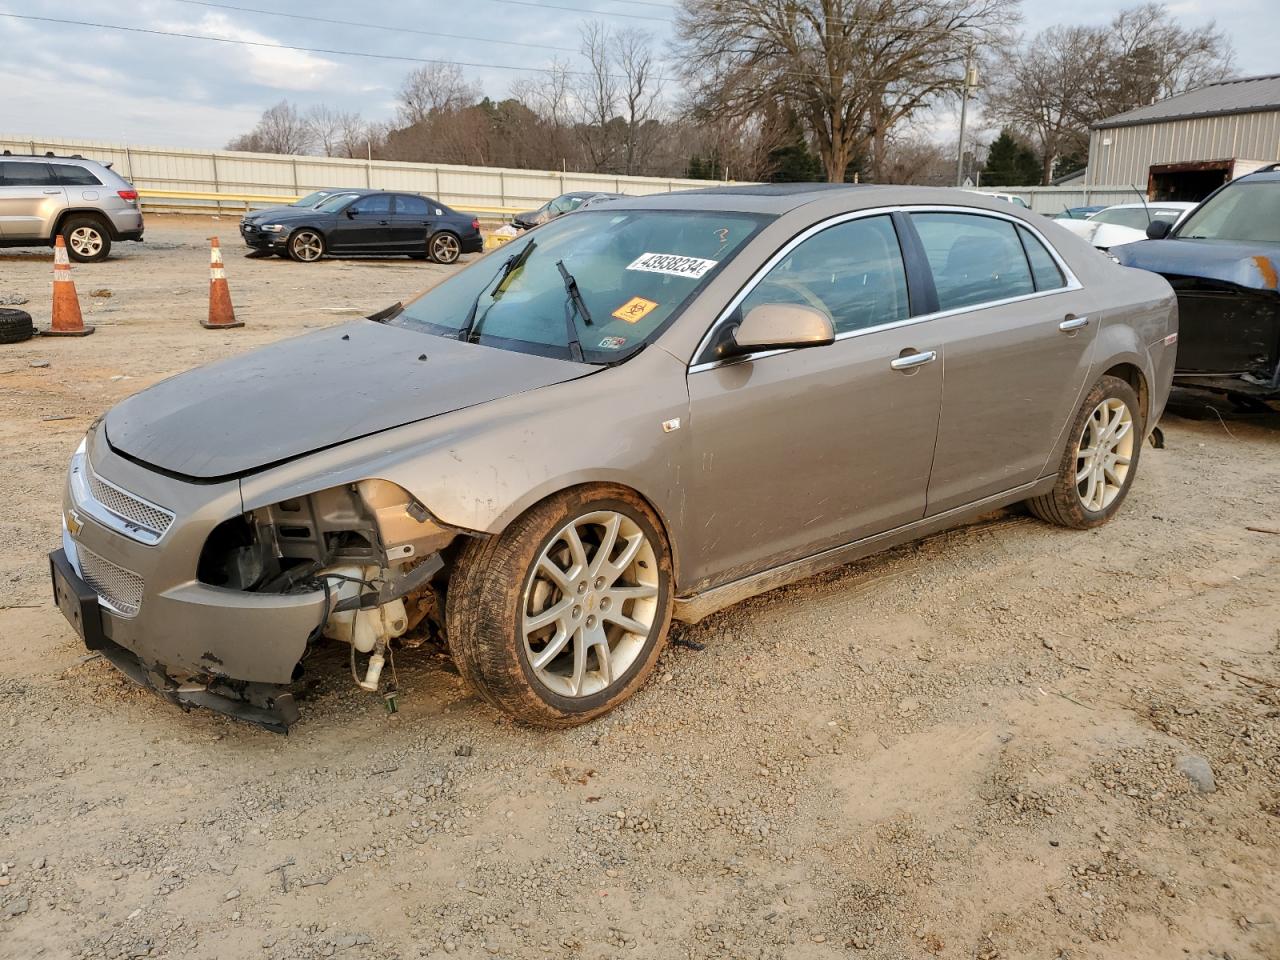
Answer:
0, 152, 144, 262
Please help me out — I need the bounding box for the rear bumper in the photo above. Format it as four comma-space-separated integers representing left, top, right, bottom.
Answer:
461, 234, 484, 254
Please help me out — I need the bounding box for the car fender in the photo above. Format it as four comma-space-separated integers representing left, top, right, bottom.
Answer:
237, 346, 692, 581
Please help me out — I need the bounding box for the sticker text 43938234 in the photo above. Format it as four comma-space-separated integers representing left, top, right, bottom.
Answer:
626, 252, 719, 279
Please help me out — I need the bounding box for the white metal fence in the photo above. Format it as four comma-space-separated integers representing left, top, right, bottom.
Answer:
0, 133, 739, 216
980, 185, 1146, 215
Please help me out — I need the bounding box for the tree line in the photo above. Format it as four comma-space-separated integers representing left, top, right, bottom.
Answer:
225, 1, 1233, 187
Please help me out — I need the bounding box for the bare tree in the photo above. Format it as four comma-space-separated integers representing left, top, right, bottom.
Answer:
614, 29, 664, 175
986, 26, 1101, 183
575, 21, 620, 172
226, 100, 315, 155
306, 104, 343, 157
397, 63, 481, 125
678, 0, 1017, 182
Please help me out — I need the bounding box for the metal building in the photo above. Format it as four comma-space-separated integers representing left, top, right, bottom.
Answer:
1086, 74, 1280, 200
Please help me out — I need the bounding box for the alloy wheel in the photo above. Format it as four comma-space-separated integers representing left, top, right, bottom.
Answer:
291, 231, 324, 262
431, 233, 460, 263
1075, 397, 1134, 512
521, 511, 660, 698
68, 226, 104, 259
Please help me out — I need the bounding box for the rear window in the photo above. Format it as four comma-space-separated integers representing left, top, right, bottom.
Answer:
0, 161, 59, 186
53, 165, 103, 186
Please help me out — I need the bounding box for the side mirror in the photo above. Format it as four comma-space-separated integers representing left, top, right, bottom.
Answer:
721, 304, 835, 358
346, 208, 359, 219
1145, 219, 1171, 240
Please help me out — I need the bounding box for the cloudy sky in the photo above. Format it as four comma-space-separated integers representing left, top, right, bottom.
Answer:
0, 0, 1271, 151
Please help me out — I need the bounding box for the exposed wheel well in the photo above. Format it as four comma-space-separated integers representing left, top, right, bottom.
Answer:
1102, 362, 1149, 422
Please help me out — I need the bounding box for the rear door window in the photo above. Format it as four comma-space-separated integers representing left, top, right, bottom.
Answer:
739, 215, 910, 335
53, 165, 103, 186
910, 212, 1035, 310
1017, 226, 1067, 292
395, 194, 430, 216
0, 161, 59, 186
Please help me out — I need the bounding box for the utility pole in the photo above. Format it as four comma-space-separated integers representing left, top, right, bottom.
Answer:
955, 53, 978, 186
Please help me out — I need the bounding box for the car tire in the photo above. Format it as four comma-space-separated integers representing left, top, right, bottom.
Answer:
445, 484, 674, 727
1027, 374, 1144, 529
0, 308, 35, 344
287, 229, 325, 263
60, 216, 111, 263
428, 231, 461, 264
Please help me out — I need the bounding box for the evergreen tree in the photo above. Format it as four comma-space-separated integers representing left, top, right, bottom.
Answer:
982, 128, 1040, 186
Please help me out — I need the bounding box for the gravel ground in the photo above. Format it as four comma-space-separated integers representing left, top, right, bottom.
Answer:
1, 216, 1278, 960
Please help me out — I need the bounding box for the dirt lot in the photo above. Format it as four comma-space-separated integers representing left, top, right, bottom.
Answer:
1, 215, 1278, 960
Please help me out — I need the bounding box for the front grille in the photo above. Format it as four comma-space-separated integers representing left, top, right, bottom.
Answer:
87, 469, 174, 539
77, 545, 144, 617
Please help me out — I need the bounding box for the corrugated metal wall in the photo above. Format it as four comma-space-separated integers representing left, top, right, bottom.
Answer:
1086, 110, 1280, 185
0, 133, 737, 212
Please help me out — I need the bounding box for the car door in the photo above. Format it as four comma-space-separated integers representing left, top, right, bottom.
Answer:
327, 194, 393, 253
904, 210, 1098, 515
0, 161, 65, 239
389, 194, 433, 252
684, 213, 944, 591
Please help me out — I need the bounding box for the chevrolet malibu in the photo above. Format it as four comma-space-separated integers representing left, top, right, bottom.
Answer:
50, 185, 1178, 732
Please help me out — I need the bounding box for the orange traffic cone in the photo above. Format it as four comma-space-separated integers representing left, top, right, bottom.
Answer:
42, 235, 95, 337
203, 237, 243, 329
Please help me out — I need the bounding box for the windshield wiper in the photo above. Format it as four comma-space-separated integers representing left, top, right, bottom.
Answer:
555, 259, 592, 363
457, 241, 536, 344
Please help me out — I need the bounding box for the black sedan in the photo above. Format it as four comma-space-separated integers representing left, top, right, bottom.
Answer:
240, 189, 483, 264
1113, 165, 1280, 402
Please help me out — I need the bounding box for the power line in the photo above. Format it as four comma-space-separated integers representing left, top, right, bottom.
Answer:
170, 0, 580, 53
0, 13, 619, 77
439, 0, 671, 23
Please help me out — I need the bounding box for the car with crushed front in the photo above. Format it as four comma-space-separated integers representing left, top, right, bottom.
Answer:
50, 184, 1178, 732
1112, 165, 1280, 404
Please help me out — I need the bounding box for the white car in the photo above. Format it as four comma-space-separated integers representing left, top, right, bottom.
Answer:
1056, 202, 1197, 250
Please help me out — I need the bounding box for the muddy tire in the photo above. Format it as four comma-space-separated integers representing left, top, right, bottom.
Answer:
61, 216, 112, 263
445, 484, 674, 727
0, 308, 35, 344
1027, 375, 1144, 529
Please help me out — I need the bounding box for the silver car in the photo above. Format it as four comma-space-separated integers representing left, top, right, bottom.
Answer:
49, 185, 1177, 731
0, 152, 144, 262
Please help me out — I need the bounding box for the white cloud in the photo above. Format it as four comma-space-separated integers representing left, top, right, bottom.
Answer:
157, 12, 341, 92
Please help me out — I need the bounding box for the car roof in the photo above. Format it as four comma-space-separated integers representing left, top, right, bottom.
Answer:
600, 183, 1027, 216
1096, 201, 1197, 210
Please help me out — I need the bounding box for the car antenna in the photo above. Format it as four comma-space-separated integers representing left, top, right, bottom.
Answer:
1130, 183, 1152, 224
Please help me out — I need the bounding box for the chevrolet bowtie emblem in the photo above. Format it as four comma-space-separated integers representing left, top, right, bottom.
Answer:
65, 510, 83, 537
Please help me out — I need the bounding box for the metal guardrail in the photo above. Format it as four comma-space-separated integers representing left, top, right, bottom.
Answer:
136, 188, 522, 220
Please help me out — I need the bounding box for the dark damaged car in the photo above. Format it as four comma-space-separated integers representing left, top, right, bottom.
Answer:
1113, 165, 1280, 402
50, 185, 1175, 732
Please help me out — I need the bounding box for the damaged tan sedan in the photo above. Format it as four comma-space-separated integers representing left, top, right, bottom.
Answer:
50, 185, 1178, 732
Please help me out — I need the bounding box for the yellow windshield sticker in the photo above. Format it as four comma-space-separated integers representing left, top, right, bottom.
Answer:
612, 296, 659, 324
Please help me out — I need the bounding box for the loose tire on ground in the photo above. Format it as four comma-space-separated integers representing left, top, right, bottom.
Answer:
1027, 374, 1144, 529
0, 308, 35, 344
60, 217, 111, 263
445, 484, 674, 727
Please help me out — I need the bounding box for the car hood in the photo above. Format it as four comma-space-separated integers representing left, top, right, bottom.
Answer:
1111, 238, 1280, 291
104, 320, 593, 480
243, 204, 303, 223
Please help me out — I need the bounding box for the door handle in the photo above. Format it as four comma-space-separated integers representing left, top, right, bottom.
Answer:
1059, 316, 1090, 332
890, 350, 937, 371
43, 189, 61, 194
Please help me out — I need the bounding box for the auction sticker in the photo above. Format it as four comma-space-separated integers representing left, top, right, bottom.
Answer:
626, 252, 718, 279
611, 296, 659, 324
598, 336, 627, 349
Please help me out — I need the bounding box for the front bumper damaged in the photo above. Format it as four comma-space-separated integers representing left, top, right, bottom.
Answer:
51, 546, 306, 733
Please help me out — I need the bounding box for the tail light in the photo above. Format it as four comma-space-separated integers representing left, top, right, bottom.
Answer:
117, 190, 139, 202
471, 218, 480, 231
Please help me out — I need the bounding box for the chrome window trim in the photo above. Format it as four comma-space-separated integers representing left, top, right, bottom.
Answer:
69, 455, 175, 546
689, 204, 1082, 374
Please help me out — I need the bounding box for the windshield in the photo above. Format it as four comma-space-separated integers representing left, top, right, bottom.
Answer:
314, 193, 362, 213
1090, 206, 1183, 229
292, 190, 332, 207
1176, 181, 1280, 242
395, 209, 769, 362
